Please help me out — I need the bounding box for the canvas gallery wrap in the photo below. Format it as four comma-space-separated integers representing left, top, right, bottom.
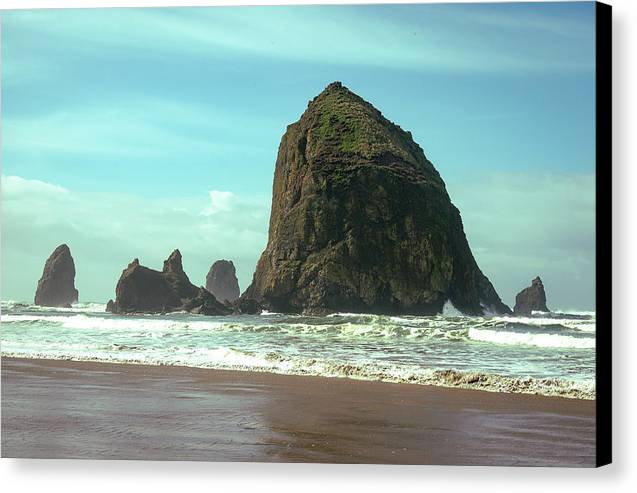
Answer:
0, 1, 611, 467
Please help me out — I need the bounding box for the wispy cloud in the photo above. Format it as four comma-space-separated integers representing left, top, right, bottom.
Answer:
2, 98, 276, 159
447, 172, 595, 310
447, 4, 595, 39
1, 175, 270, 301
2, 4, 595, 85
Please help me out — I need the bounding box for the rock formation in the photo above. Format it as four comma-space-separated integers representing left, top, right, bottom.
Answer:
34, 244, 79, 307
106, 299, 116, 313
106, 250, 231, 316
228, 297, 262, 315
514, 277, 549, 316
205, 260, 240, 303
243, 82, 511, 315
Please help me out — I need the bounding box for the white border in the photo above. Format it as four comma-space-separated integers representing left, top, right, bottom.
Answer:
1, 0, 635, 490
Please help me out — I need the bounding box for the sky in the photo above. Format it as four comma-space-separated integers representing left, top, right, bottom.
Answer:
1, 2, 597, 310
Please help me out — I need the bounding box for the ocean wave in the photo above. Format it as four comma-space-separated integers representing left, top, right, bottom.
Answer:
492, 315, 595, 333
1, 301, 107, 314
468, 327, 595, 349
535, 310, 596, 317
1, 346, 594, 400
1, 311, 596, 349
0, 313, 459, 342
1, 300, 596, 399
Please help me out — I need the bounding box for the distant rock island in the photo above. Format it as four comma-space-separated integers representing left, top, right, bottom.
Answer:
106, 250, 231, 315
514, 277, 549, 316
34, 244, 79, 308
206, 260, 240, 303
243, 82, 511, 316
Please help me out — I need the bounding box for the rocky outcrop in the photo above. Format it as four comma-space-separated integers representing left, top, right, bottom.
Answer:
243, 82, 511, 316
205, 260, 240, 303
514, 277, 549, 316
34, 244, 79, 307
228, 297, 262, 315
106, 299, 116, 313
106, 250, 231, 316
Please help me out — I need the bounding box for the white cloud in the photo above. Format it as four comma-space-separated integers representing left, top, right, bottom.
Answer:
1, 175, 69, 197
1, 175, 269, 302
447, 172, 595, 310
201, 190, 235, 216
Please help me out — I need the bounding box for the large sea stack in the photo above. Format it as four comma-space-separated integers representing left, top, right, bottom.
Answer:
107, 249, 231, 316
205, 260, 240, 303
514, 277, 549, 316
243, 82, 511, 316
34, 244, 79, 307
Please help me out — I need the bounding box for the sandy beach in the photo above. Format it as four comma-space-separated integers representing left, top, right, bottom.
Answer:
1, 357, 595, 466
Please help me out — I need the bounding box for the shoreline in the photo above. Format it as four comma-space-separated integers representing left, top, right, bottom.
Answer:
0, 352, 594, 400
1, 357, 596, 465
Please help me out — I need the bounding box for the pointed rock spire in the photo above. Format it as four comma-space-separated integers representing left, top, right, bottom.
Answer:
205, 259, 240, 303
163, 249, 184, 274
34, 244, 79, 307
514, 277, 549, 315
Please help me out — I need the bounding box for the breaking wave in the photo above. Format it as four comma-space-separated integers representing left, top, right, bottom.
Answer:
1, 312, 595, 349
0, 344, 594, 399
467, 327, 595, 349
1, 302, 596, 399
1, 300, 106, 314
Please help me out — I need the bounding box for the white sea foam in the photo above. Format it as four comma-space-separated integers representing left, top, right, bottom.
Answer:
1, 312, 596, 348
1, 301, 596, 399
492, 315, 595, 332
0, 343, 594, 399
1, 313, 227, 332
326, 312, 376, 318
480, 301, 500, 318
442, 300, 463, 316
468, 327, 595, 349
539, 310, 596, 317
0, 301, 106, 314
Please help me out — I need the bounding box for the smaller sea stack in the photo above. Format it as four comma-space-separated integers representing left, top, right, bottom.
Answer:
205, 260, 240, 303
106, 249, 231, 316
514, 277, 549, 316
34, 244, 79, 307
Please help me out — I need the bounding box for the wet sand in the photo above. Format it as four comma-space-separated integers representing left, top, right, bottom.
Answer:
1, 357, 596, 466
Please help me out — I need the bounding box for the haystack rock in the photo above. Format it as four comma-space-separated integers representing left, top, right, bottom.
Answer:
34, 244, 79, 307
106, 250, 231, 316
243, 82, 511, 316
514, 277, 549, 316
205, 260, 240, 303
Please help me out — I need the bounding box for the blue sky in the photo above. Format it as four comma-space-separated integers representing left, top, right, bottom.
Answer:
1, 3, 597, 309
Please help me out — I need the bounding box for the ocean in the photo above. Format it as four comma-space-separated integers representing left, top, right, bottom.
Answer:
0, 300, 596, 399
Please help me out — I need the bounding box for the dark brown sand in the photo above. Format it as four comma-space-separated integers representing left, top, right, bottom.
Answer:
1, 357, 595, 466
